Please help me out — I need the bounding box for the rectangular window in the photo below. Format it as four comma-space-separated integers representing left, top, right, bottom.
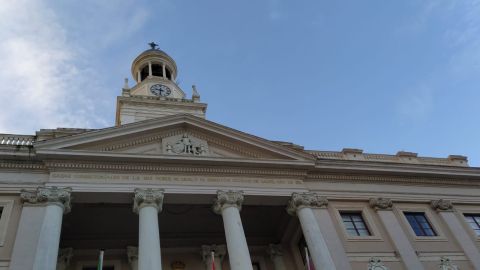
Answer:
340, 212, 371, 236
404, 212, 437, 236
464, 214, 480, 236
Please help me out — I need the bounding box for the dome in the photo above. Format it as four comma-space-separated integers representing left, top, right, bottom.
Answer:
131, 45, 178, 83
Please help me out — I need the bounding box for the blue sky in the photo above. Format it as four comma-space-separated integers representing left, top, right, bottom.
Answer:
1, 1, 480, 165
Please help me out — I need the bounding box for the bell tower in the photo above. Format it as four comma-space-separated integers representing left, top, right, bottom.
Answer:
115, 43, 207, 126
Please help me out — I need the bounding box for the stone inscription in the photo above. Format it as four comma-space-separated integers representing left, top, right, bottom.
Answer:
50, 173, 303, 186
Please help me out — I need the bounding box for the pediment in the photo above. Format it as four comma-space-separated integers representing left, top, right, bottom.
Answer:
34, 114, 314, 162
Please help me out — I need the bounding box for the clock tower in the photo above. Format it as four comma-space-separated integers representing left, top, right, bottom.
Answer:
115, 43, 207, 126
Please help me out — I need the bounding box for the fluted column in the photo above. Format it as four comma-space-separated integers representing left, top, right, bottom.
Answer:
201, 244, 226, 270
127, 246, 138, 270
56, 248, 73, 270
133, 188, 164, 270
213, 190, 253, 270
10, 187, 72, 270
267, 244, 286, 270
431, 199, 480, 269
287, 192, 336, 270
369, 197, 424, 270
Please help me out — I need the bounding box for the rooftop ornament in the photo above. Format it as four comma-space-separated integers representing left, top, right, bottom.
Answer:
148, 41, 159, 50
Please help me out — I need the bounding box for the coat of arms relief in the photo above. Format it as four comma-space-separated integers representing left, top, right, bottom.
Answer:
162, 133, 209, 156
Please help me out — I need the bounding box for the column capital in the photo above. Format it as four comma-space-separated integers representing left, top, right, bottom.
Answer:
201, 244, 226, 262
133, 188, 164, 214
21, 187, 72, 213
431, 199, 454, 212
286, 192, 328, 215
213, 190, 244, 214
369, 197, 393, 211
266, 244, 283, 259
126, 246, 138, 264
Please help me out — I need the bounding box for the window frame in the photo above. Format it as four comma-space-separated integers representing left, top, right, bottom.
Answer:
404, 212, 437, 237
396, 206, 446, 242
340, 211, 371, 237
333, 204, 383, 241
0, 199, 14, 246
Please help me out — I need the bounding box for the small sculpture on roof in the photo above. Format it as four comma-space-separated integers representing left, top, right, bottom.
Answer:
148, 42, 159, 50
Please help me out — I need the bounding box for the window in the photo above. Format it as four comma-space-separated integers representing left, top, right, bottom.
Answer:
464, 214, 480, 236
405, 212, 437, 236
340, 212, 371, 236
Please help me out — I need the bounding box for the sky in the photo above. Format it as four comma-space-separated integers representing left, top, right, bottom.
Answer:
1, 1, 480, 165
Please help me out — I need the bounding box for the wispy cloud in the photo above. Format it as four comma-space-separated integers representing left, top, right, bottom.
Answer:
0, 1, 150, 134
396, 85, 434, 123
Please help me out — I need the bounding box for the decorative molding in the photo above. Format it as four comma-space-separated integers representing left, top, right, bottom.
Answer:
45, 160, 308, 178
163, 133, 209, 156
20, 186, 72, 213
286, 192, 328, 215
369, 197, 393, 211
439, 257, 459, 270
0, 161, 46, 170
201, 244, 226, 262
307, 173, 480, 187
126, 246, 138, 264
266, 244, 283, 259
431, 199, 454, 212
133, 188, 164, 213
368, 257, 389, 270
213, 190, 244, 214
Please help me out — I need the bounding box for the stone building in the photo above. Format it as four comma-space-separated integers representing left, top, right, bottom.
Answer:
1, 45, 480, 270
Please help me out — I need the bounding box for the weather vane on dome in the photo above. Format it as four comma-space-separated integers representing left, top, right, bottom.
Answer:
148, 42, 158, 50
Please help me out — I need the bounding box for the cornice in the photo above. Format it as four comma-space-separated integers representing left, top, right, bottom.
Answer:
313, 159, 480, 179
307, 173, 480, 186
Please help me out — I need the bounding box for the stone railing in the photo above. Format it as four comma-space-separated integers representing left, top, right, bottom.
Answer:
0, 134, 35, 146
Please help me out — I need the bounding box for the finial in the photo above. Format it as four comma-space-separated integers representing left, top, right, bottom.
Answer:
123, 78, 129, 89
148, 42, 159, 50
192, 85, 200, 101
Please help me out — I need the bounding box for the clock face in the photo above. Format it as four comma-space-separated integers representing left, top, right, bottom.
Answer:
150, 84, 171, 97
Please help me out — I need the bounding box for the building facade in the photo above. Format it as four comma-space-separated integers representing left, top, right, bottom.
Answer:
1, 46, 480, 270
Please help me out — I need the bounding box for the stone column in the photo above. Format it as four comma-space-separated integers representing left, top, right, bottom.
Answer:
369, 197, 424, 270
148, 62, 152, 77
201, 244, 226, 270
56, 247, 73, 270
137, 71, 141, 82
133, 188, 164, 270
431, 199, 480, 269
287, 192, 336, 270
127, 246, 138, 270
162, 64, 166, 79
213, 190, 253, 270
10, 187, 72, 270
266, 244, 286, 270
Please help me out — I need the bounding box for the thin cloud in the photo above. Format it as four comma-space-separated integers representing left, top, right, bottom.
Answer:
396, 85, 434, 123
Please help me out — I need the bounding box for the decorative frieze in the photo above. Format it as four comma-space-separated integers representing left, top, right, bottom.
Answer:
133, 188, 164, 213
368, 257, 389, 270
369, 197, 393, 211
266, 244, 283, 259
213, 190, 244, 213
286, 192, 328, 215
20, 187, 72, 213
431, 199, 453, 212
439, 257, 459, 270
201, 244, 226, 262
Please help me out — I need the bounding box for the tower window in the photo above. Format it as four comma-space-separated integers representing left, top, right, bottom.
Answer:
140, 65, 149, 81
166, 68, 172, 80
151, 64, 163, 77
